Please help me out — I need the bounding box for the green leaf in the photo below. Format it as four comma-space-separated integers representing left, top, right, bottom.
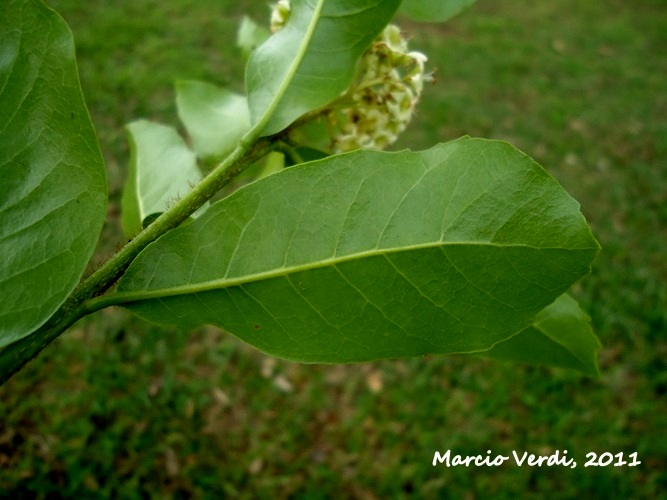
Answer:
121, 120, 201, 236
246, 0, 401, 137
0, 0, 107, 347
175, 80, 251, 163
236, 16, 270, 58
400, 0, 477, 23
478, 294, 601, 376
114, 138, 599, 363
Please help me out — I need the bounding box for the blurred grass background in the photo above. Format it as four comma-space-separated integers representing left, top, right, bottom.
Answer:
1, 0, 665, 497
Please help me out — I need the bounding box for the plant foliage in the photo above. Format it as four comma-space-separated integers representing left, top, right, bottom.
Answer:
0, 0, 600, 383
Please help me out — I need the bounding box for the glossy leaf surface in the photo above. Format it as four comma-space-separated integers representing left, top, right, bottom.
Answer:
480, 293, 601, 376
0, 0, 107, 347
116, 138, 599, 363
246, 0, 401, 137
121, 120, 201, 236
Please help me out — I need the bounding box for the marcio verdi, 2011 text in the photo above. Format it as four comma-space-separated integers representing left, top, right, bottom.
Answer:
432, 450, 642, 469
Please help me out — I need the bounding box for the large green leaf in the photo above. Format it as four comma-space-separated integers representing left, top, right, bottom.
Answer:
400, 0, 477, 23
479, 293, 601, 376
0, 0, 107, 347
121, 120, 201, 236
114, 138, 599, 363
246, 0, 401, 137
175, 80, 250, 163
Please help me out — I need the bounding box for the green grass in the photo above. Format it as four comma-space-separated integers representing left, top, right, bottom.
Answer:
1, 0, 666, 497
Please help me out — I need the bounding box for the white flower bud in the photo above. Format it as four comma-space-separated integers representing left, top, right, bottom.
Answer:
270, 0, 291, 33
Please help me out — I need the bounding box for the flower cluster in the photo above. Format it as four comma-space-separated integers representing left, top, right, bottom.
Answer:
268, 1, 432, 151
328, 25, 433, 151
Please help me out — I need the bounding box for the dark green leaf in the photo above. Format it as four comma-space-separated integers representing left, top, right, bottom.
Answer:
479, 293, 601, 376
121, 120, 202, 237
115, 138, 599, 363
0, 0, 107, 347
400, 0, 477, 23
141, 213, 162, 230
246, 0, 401, 137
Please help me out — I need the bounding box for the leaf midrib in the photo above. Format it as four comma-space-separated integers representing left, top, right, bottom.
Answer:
115, 240, 593, 303
249, 0, 325, 137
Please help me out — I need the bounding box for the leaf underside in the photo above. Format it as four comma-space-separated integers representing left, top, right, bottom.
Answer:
117, 137, 599, 363
0, 0, 107, 347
